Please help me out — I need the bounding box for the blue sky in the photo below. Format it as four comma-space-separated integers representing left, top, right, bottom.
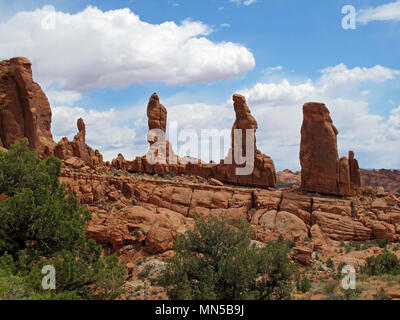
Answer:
0, 0, 399, 170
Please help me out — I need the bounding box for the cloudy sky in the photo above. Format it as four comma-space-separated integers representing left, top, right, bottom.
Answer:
0, 0, 399, 170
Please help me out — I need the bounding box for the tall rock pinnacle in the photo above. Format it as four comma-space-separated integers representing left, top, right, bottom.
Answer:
0, 57, 56, 152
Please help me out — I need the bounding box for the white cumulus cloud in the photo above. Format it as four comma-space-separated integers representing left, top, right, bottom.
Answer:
230, 0, 258, 6
52, 105, 137, 161
358, 0, 400, 24
0, 6, 255, 91
46, 90, 82, 106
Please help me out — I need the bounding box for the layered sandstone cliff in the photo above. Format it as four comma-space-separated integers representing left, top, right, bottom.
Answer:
59, 168, 400, 255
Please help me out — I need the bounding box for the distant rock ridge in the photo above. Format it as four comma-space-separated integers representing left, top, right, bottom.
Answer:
299, 102, 361, 196
361, 169, 400, 193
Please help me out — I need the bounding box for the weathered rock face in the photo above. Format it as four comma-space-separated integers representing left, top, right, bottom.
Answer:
61, 169, 400, 252
300, 102, 360, 196
87, 205, 194, 254
0, 57, 56, 152
300, 102, 340, 195
223, 94, 276, 187
54, 118, 103, 167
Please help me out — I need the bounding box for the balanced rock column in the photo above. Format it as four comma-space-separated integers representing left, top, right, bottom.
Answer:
300, 102, 360, 196
145, 93, 177, 167
147, 93, 167, 145
0, 57, 56, 152
222, 94, 276, 187
54, 117, 103, 167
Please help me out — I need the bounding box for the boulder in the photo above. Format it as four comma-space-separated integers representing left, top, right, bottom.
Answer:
259, 210, 308, 241
292, 246, 313, 266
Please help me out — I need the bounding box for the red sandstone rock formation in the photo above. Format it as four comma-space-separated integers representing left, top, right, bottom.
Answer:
220, 94, 276, 187
87, 205, 194, 254
60, 167, 400, 251
112, 93, 276, 188
300, 102, 360, 196
349, 150, 361, 190
74, 117, 86, 142
0, 57, 56, 152
54, 117, 103, 167
111, 153, 127, 171
147, 93, 167, 142
145, 93, 178, 165
229, 93, 258, 162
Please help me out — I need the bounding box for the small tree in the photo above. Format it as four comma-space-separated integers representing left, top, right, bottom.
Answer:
296, 275, 312, 293
326, 258, 334, 270
360, 251, 400, 276
157, 216, 298, 300
0, 139, 126, 299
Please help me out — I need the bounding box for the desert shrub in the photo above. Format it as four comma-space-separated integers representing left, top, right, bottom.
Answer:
157, 216, 298, 300
163, 172, 176, 180
323, 281, 338, 296
378, 238, 389, 249
296, 275, 312, 293
326, 258, 334, 270
138, 265, 153, 280
334, 262, 347, 280
0, 140, 126, 300
373, 288, 390, 300
360, 251, 400, 276
361, 240, 379, 250
340, 286, 363, 300
350, 242, 361, 251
